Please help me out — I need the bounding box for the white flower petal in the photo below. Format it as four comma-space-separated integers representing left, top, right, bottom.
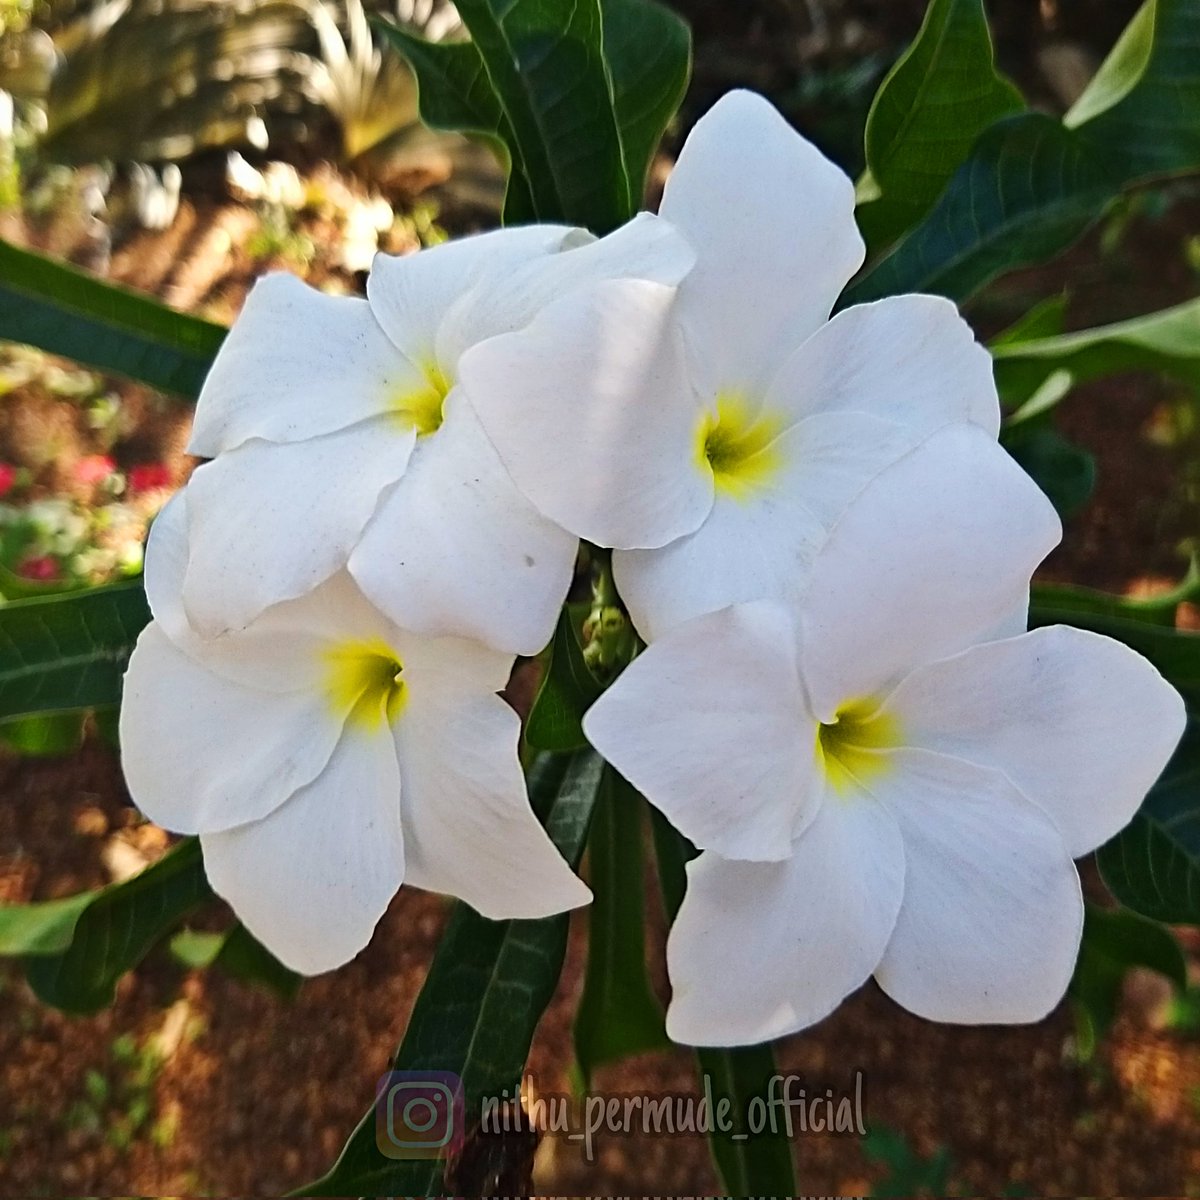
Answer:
614, 497, 822, 642
660, 90, 864, 398
142, 489, 191, 644
871, 747, 1083, 1024
437, 211, 695, 364
349, 398, 577, 657
188, 274, 423, 456
584, 602, 819, 860
762, 294, 1001, 435
614, 412, 916, 640
665, 797, 905, 1045
463, 278, 711, 549
201, 725, 405, 975
798, 424, 1062, 718
880, 626, 1187, 858
393, 670, 590, 919
181, 420, 414, 637
119, 623, 343, 834
367, 223, 575, 362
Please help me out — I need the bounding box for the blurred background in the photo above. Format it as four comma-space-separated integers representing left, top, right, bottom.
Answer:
0, 0, 1198, 1194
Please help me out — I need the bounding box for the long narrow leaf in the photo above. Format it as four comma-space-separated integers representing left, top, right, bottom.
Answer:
574, 768, 669, 1083
0, 580, 150, 721
0, 240, 224, 398
22, 838, 211, 1013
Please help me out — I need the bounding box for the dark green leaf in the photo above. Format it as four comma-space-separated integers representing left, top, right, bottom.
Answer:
215, 922, 302, 1000
0, 240, 224, 399
864, 1126, 954, 1198
1069, 903, 1185, 1056
374, 26, 538, 221
599, 0, 691, 207
1067, 0, 1200, 182
858, 0, 1023, 250
24, 838, 211, 1013
379, 0, 689, 230
453, 0, 629, 228
845, 113, 1117, 306
1002, 423, 1096, 518
574, 768, 668, 1083
651, 811, 797, 1195
0, 580, 150, 721
297, 750, 604, 1197
1097, 720, 1200, 923
989, 292, 1068, 348
525, 606, 603, 752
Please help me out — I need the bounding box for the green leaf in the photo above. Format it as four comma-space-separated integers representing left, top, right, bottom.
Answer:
1097, 719, 1200, 923
169, 928, 226, 970
525, 606, 603, 752
844, 113, 1117, 305
1031, 564, 1200, 628
168, 921, 301, 997
453, 0, 630, 229
215, 922, 302, 1000
858, 0, 1023, 250
993, 295, 1200, 409
1002, 422, 1096, 518
574, 768, 669, 1083
1028, 600, 1200, 700
374, 27, 538, 221
0, 580, 150, 721
598, 0, 691, 207
23, 838, 211, 1013
1069, 903, 1186, 1057
864, 1126, 954, 1198
651, 811, 797, 1195
846, 0, 1200, 306
0, 711, 87, 756
0, 890, 96, 956
380, 0, 689, 230
1067, 0, 1200, 181
0, 240, 224, 399
297, 750, 604, 1197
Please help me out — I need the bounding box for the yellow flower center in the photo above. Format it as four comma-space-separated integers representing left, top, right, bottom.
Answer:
324, 638, 407, 730
695, 391, 784, 499
816, 698, 901, 795
392, 361, 452, 436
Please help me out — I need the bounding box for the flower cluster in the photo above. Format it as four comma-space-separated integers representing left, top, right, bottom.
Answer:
122, 91, 1185, 1039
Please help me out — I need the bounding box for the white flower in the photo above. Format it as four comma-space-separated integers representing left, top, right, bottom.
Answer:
182, 214, 693, 655
462, 91, 1001, 640
120, 492, 590, 974
583, 426, 1186, 1045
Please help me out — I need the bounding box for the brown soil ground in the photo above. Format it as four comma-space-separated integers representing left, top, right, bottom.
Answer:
2, 4, 1200, 1195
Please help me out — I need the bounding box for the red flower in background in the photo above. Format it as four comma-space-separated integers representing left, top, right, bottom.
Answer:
0, 463, 15, 498
75, 455, 116, 486
128, 462, 173, 493
17, 555, 59, 582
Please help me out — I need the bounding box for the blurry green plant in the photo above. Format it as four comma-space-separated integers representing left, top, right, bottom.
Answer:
1, 0, 463, 167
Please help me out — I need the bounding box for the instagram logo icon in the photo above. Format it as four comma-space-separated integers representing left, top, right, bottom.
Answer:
375, 1071, 465, 1160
